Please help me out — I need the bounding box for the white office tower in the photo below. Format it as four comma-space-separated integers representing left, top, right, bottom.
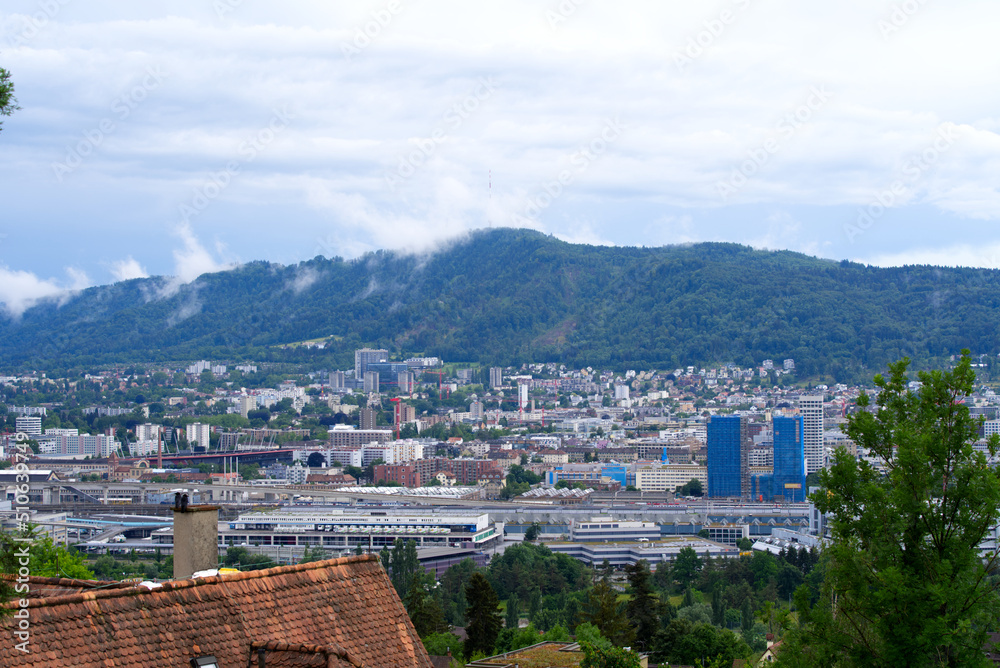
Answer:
518, 383, 529, 410
799, 395, 825, 474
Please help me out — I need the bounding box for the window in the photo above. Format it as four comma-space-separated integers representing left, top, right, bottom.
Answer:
190, 657, 219, 668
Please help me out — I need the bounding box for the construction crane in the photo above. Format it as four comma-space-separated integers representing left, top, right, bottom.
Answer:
427, 371, 450, 399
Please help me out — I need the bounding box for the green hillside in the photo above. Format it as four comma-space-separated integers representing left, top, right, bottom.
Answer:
2, 228, 998, 379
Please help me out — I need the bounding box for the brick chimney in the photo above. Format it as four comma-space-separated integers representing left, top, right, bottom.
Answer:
172, 499, 220, 580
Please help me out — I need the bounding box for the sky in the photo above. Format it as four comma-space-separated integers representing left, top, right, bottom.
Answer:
1, 0, 1000, 316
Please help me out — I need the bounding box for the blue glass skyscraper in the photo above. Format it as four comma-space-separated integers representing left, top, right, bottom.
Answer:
773, 415, 806, 502
707, 415, 748, 498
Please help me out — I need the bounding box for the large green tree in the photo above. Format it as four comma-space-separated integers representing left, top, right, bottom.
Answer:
464, 572, 503, 659
783, 352, 1000, 667
624, 560, 659, 651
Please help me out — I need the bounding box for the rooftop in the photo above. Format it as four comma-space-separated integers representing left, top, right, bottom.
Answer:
0, 554, 432, 668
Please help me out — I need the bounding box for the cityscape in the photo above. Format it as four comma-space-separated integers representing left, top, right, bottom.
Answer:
2, 1, 1000, 667
3, 344, 1000, 665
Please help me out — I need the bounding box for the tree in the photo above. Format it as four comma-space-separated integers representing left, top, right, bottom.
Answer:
671, 546, 701, 591
405, 571, 448, 638
382, 538, 420, 602
579, 641, 642, 668
784, 352, 1000, 667
464, 572, 503, 659
581, 578, 633, 648
0, 68, 19, 133
524, 521, 541, 542
624, 560, 659, 651
506, 594, 521, 629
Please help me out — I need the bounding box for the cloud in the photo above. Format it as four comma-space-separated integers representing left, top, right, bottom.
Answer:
3, 0, 1000, 281
287, 265, 321, 294
0, 266, 91, 318
110, 256, 149, 282
858, 243, 1000, 269
154, 222, 238, 298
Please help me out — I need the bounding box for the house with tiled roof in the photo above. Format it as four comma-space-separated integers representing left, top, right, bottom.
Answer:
0, 554, 434, 668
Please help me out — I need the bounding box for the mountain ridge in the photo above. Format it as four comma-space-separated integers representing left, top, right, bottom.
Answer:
2, 228, 998, 380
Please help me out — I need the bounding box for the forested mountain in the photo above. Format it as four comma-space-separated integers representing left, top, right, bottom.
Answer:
2, 228, 999, 380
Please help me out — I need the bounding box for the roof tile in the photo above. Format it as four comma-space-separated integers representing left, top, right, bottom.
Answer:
0, 554, 432, 668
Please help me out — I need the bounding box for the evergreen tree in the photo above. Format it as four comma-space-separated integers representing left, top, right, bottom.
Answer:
740, 598, 753, 637
582, 578, 633, 648
624, 560, 659, 651
385, 538, 420, 602
406, 578, 448, 638
464, 572, 503, 659
711, 586, 725, 627
506, 594, 521, 629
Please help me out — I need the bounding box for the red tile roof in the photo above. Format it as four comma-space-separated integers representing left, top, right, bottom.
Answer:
0, 554, 433, 668
0, 574, 135, 599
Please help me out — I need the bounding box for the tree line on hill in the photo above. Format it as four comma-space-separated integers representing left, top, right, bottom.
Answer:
4, 228, 1000, 381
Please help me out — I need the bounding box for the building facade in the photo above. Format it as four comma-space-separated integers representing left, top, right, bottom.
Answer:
772, 415, 806, 502
707, 415, 749, 498
186, 423, 211, 449
799, 395, 825, 474
354, 348, 389, 377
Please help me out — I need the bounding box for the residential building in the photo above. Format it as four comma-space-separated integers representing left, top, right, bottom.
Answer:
328, 425, 393, 448
48, 434, 117, 457
14, 416, 41, 437
490, 366, 503, 389
799, 395, 825, 474
238, 395, 256, 418
134, 423, 161, 443
375, 463, 421, 487
360, 407, 377, 430
363, 371, 380, 393
397, 403, 416, 424
327, 447, 364, 468
186, 423, 211, 449
219, 432, 239, 450
540, 449, 569, 464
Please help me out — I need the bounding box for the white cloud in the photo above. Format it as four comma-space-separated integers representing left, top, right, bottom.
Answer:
858, 243, 1000, 269
174, 223, 235, 283
3, 0, 1000, 279
0, 266, 90, 318
287, 265, 321, 294
109, 256, 150, 281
